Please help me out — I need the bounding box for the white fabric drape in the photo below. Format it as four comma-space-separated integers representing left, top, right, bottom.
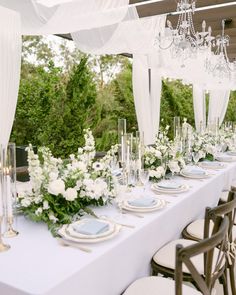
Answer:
192, 85, 206, 132
72, 12, 166, 55
0, 6, 21, 146
208, 90, 231, 126
132, 55, 153, 145
133, 54, 162, 145
0, 0, 129, 35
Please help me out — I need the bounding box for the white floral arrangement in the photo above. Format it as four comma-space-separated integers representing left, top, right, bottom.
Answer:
144, 126, 185, 181
18, 129, 116, 232
191, 128, 235, 161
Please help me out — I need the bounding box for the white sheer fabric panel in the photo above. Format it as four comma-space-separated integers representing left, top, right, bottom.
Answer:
208, 90, 231, 126
72, 13, 166, 55
148, 53, 162, 141
132, 55, 153, 145
192, 85, 206, 132
133, 54, 162, 145
0, 6, 21, 146
0, 0, 129, 35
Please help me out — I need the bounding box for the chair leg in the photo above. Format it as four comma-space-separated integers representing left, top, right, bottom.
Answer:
229, 264, 236, 295
220, 273, 229, 295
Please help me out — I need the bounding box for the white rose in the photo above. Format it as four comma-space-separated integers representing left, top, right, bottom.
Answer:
64, 188, 77, 201
48, 179, 65, 196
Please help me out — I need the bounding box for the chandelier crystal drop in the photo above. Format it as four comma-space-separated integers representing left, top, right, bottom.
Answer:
205, 19, 236, 80
159, 0, 215, 64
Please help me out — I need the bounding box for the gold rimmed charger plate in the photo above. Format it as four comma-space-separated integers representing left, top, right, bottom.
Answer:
58, 223, 121, 244
122, 198, 166, 213
151, 183, 189, 194
198, 162, 225, 170
180, 170, 210, 179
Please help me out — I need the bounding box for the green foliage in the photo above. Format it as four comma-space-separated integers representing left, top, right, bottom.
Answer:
225, 91, 236, 122
160, 80, 194, 138
11, 36, 236, 158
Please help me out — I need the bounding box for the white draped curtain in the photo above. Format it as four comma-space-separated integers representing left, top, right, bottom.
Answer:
192, 85, 206, 132
208, 90, 231, 126
0, 0, 129, 35
0, 6, 21, 147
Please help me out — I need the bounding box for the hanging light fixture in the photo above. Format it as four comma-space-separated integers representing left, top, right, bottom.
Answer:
205, 19, 236, 80
158, 0, 214, 64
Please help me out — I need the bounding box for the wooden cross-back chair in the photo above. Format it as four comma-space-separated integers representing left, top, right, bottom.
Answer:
124, 216, 229, 295
182, 191, 236, 295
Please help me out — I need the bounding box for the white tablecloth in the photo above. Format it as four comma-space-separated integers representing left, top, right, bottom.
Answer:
1, 162, 236, 295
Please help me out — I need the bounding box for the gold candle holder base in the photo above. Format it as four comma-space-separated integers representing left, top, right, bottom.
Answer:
4, 217, 18, 238
0, 242, 10, 252
4, 228, 18, 238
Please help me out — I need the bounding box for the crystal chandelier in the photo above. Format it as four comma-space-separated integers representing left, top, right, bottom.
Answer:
205, 20, 236, 80
159, 0, 214, 64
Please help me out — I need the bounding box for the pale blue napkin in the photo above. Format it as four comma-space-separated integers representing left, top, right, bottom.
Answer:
128, 197, 156, 207
73, 220, 109, 235
157, 181, 181, 189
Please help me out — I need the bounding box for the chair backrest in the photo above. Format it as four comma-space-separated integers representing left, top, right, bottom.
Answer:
175, 216, 229, 295
204, 191, 236, 242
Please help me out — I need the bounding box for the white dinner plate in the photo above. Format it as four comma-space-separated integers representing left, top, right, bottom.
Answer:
122, 198, 166, 213
198, 161, 225, 170
58, 223, 121, 244
66, 218, 115, 239
216, 155, 236, 162
180, 170, 209, 179
151, 183, 189, 194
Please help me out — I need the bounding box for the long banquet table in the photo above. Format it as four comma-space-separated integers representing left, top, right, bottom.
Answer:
0, 162, 236, 295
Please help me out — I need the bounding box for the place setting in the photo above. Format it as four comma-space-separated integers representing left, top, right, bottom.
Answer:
57, 217, 122, 251
151, 180, 189, 195
198, 161, 225, 170
215, 152, 236, 162
180, 165, 211, 179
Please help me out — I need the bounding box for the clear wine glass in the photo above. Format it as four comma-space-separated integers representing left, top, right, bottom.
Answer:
139, 169, 149, 196
192, 151, 200, 165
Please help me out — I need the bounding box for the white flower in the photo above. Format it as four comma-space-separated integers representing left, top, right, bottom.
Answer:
49, 172, 58, 181
149, 166, 165, 179
64, 188, 77, 201
21, 197, 32, 207
43, 200, 49, 210
74, 161, 87, 172
48, 213, 58, 223
92, 161, 104, 171
48, 179, 65, 196
75, 180, 83, 190
168, 160, 180, 174
35, 207, 43, 216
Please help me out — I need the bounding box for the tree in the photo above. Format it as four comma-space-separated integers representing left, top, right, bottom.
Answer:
38, 57, 98, 157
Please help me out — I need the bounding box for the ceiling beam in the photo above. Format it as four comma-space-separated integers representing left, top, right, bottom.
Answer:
134, 0, 236, 18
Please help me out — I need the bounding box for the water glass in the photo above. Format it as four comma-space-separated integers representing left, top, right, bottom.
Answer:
192, 151, 200, 165
139, 169, 149, 196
